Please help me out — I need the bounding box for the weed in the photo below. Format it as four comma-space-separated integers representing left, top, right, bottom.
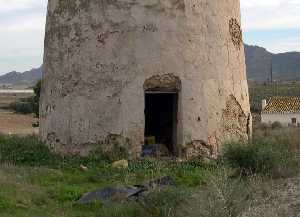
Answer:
196, 169, 251, 217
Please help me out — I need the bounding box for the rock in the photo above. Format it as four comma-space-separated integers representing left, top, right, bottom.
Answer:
112, 159, 128, 169
77, 186, 143, 204
141, 176, 176, 191
141, 144, 170, 157
78, 176, 176, 204
80, 164, 88, 171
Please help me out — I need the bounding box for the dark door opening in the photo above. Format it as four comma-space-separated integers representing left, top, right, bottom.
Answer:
144, 92, 178, 154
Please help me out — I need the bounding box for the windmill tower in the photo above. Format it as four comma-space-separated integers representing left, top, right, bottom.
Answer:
41, 0, 251, 158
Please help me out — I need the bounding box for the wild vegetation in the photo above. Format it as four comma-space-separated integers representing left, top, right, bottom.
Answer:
0, 128, 299, 217
6, 80, 41, 116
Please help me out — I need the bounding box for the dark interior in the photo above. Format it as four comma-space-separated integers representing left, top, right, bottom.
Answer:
144, 92, 178, 153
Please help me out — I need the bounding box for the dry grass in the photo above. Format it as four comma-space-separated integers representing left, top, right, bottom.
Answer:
179, 168, 251, 217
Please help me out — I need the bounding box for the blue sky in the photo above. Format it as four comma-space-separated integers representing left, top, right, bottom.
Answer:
0, 0, 300, 74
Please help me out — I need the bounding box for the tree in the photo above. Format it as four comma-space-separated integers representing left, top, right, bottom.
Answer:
32, 80, 41, 117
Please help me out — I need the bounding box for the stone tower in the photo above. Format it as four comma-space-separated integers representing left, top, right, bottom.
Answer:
41, 0, 251, 158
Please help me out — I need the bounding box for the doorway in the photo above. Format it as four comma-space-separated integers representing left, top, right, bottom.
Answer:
144, 92, 178, 154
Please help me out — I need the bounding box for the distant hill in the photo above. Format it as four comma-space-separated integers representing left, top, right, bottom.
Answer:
0, 66, 42, 87
245, 45, 300, 83
0, 44, 299, 86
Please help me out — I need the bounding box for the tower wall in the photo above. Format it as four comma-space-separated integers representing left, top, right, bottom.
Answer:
41, 0, 251, 157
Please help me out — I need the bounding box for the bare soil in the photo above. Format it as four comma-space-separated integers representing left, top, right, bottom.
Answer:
0, 112, 38, 135
243, 177, 300, 217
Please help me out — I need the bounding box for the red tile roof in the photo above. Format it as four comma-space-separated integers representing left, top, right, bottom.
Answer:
262, 97, 300, 114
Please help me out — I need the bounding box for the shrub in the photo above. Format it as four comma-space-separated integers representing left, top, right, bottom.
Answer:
9, 101, 34, 114
257, 122, 269, 130
0, 135, 59, 167
222, 131, 300, 178
271, 121, 282, 129
33, 80, 41, 117
138, 188, 189, 217
0, 135, 121, 169
196, 169, 250, 217
6, 80, 41, 115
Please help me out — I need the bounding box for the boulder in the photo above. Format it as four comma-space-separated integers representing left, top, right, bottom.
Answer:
80, 164, 88, 171
77, 186, 142, 204
141, 176, 176, 191
141, 144, 170, 157
77, 176, 176, 204
112, 159, 128, 169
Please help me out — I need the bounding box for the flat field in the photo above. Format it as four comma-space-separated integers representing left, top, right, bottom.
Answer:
0, 112, 38, 135
0, 91, 33, 109
0, 91, 37, 135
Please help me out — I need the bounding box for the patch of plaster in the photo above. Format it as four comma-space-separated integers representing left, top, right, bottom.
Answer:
46, 132, 131, 157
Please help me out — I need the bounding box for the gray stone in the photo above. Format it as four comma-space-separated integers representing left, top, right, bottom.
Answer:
111, 159, 129, 169
78, 176, 176, 204
77, 186, 143, 204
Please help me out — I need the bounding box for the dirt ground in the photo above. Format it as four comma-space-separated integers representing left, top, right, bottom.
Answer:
0, 112, 38, 135
242, 176, 300, 217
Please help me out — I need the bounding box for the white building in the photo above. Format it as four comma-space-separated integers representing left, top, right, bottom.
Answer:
261, 97, 300, 127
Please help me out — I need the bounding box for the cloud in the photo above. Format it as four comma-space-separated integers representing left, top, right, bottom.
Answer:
0, 0, 300, 73
0, 0, 43, 12
269, 37, 300, 53
240, 0, 300, 53
0, 0, 47, 73
0, 14, 45, 32
241, 0, 300, 31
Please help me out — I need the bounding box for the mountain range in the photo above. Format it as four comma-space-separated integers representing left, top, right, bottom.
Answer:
0, 66, 42, 87
0, 44, 300, 87
245, 44, 300, 82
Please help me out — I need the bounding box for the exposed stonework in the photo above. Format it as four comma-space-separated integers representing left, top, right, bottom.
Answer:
229, 18, 243, 49
41, 0, 251, 158
184, 140, 213, 159
144, 74, 181, 92
220, 95, 250, 142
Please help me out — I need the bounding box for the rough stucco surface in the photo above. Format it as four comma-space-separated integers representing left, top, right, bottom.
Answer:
262, 113, 300, 127
41, 0, 251, 157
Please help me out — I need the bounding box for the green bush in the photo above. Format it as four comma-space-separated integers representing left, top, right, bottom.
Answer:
0, 135, 59, 167
33, 80, 41, 117
9, 101, 34, 114
222, 131, 300, 177
271, 121, 282, 129
0, 135, 108, 168
7, 80, 41, 115
138, 188, 189, 217
223, 141, 281, 175
0, 196, 15, 210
